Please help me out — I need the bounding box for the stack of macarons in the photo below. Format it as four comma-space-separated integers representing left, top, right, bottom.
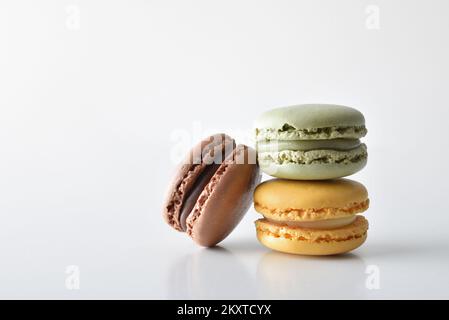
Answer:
162, 104, 369, 256
254, 104, 369, 255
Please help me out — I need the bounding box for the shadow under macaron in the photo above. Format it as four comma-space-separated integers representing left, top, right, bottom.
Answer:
256, 251, 368, 299
167, 246, 256, 299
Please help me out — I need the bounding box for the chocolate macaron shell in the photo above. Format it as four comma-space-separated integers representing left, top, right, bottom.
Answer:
162, 133, 235, 231
186, 145, 261, 247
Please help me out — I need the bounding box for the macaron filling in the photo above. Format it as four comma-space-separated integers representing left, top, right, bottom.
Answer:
256, 125, 367, 141
258, 144, 367, 165
179, 163, 221, 231
178, 139, 235, 232
266, 216, 357, 230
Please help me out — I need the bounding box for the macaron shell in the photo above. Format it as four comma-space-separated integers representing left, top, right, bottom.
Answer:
162, 133, 235, 231
163, 163, 205, 231
254, 104, 367, 180
254, 179, 369, 221
256, 139, 361, 152
254, 104, 365, 132
255, 216, 368, 255
187, 145, 261, 247
257, 230, 367, 255
259, 155, 367, 180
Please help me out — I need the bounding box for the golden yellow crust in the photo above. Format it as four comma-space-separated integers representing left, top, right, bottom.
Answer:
255, 199, 369, 221
255, 216, 368, 255
257, 230, 367, 255
254, 179, 368, 215
256, 215, 368, 241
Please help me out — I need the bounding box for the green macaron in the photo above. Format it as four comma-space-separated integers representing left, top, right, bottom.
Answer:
255, 104, 367, 180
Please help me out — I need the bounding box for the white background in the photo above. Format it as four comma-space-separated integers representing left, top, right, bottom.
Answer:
1, 0, 449, 299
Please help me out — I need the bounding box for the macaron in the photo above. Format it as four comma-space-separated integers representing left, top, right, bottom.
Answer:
255, 104, 368, 179
163, 134, 261, 247
254, 178, 369, 255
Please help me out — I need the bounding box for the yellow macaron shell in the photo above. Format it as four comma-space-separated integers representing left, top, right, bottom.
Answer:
254, 179, 369, 222
256, 216, 368, 255
253, 179, 369, 255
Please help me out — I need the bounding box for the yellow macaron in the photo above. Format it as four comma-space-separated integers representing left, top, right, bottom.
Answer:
254, 179, 369, 255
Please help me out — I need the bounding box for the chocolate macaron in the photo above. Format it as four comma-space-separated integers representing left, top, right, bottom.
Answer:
163, 134, 261, 247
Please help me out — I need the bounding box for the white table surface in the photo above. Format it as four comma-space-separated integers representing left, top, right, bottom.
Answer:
1, 0, 449, 299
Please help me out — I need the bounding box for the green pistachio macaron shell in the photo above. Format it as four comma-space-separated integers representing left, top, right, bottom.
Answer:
256, 139, 361, 152
259, 158, 367, 180
254, 104, 368, 180
255, 104, 366, 132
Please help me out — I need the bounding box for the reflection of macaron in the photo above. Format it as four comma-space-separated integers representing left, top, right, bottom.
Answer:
257, 251, 367, 299
169, 248, 255, 299
254, 179, 369, 255
163, 134, 261, 247
255, 104, 367, 179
